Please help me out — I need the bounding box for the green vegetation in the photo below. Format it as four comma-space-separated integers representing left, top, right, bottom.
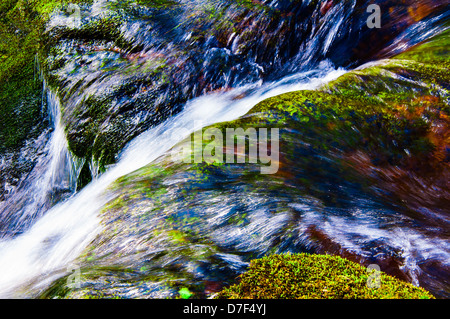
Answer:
179, 287, 193, 299
0, 0, 44, 151
0, 0, 90, 151
0, 60, 45, 151
242, 30, 449, 171
216, 253, 434, 299
393, 28, 450, 65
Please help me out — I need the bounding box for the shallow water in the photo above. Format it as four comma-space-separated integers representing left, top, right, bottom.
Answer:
0, 0, 448, 299
0, 62, 346, 298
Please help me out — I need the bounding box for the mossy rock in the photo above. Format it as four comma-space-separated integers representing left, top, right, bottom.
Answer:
36, 0, 449, 186
0, 0, 93, 151
39, 27, 449, 299
216, 253, 435, 299
224, 29, 449, 216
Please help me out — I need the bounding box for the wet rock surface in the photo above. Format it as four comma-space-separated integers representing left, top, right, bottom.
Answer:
1, 0, 449, 299
40, 0, 449, 180
41, 30, 449, 299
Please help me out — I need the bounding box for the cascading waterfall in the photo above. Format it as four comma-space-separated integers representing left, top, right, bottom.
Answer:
0, 86, 83, 239
1, 0, 448, 299
0, 62, 346, 298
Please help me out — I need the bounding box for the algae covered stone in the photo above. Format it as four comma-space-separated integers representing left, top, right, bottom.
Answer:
39, 27, 449, 299
215, 253, 435, 299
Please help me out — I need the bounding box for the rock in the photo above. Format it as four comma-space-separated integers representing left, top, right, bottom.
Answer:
0, 0, 53, 211
40, 28, 449, 299
215, 253, 435, 299
37, 0, 449, 185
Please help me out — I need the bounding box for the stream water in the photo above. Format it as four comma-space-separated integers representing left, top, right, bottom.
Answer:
0, 0, 448, 298
0, 62, 346, 297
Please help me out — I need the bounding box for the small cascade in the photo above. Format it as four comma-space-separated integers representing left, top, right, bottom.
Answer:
0, 0, 448, 299
0, 63, 346, 298
0, 86, 84, 239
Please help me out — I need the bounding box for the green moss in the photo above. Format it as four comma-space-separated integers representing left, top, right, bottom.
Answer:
27, 0, 91, 17
393, 29, 450, 65
0, 0, 91, 151
178, 287, 193, 299
216, 253, 434, 299
234, 30, 448, 169
0, 63, 45, 151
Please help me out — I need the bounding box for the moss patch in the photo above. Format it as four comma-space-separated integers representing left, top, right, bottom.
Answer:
216, 253, 434, 299
0, 0, 91, 151
393, 29, 450, 66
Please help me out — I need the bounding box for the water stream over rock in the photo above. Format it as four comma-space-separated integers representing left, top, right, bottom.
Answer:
0, 0, 448, 298
0, 62, 346, 298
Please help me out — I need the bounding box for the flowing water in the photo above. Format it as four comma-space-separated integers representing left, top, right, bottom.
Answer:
0, 0, 449, 298
0, 89, 82, 239
0, 63, 346, 297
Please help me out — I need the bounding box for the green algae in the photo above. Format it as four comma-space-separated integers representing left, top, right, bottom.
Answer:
0, 0, 91, 151
0, 1, 44, 151
393, 29, 450, 66
240, 30, 448, 169
215, 253, 435, 299
37, 10, 449, 300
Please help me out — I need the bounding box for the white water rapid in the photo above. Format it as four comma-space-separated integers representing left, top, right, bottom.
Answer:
0, 62, 347, 297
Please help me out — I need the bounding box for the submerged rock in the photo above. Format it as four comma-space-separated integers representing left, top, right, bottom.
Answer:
37, 0, 449, 186
41, 28, 449, 299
